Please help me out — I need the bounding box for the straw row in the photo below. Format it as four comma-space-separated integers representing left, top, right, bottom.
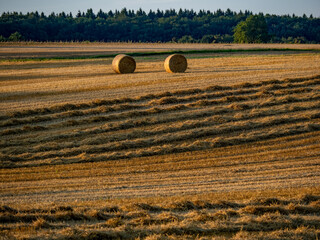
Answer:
1, 75, 320, 168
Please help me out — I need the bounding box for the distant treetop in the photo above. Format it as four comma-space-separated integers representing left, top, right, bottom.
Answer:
0, 8, 319, 43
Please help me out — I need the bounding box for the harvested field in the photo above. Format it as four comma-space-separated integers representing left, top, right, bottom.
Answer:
1, 74, 320, 168
0, 43, 320, 239
1, 194, 320, 239
0, 42, 319, 59
1, 51, 320, 112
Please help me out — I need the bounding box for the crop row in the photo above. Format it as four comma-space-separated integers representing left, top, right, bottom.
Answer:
1, 195, 319, 239
1, 74, 319, 121
1, 75, 320, 167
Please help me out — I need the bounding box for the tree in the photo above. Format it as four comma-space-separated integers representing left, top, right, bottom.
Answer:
76, 11, 82, 18
8, 32, 23, 41
120, 8, 128, 17
200, 34, 214, 43
148, 10, 156, 20
107, 10, 114, 18
85, 8, 95, 19
178, 35, 195, 43
97, 9, 107, 19
233, 14, 270, 43
0, 9, 319, 43
156, 9, 164, 18
137, 8, 146, 17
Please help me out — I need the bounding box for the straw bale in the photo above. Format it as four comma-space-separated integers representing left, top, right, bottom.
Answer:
112, 54, 136, 74
164, 54, 188, 73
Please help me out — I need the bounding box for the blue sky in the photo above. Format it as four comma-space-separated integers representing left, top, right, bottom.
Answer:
1, 0, 319, 17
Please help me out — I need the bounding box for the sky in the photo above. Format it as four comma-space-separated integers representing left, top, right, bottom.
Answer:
1, 0, 319, 17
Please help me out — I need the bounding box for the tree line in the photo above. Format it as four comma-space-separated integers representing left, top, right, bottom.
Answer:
0, 8, 319, 43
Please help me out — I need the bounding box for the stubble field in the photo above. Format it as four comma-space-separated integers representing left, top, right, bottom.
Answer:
1, 43, 320, 239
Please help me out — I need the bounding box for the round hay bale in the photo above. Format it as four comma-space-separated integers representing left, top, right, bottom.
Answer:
112, 54, 136, 74
164, 54, 188, 73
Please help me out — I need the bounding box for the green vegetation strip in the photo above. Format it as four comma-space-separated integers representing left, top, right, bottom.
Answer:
2, 48, 319, 62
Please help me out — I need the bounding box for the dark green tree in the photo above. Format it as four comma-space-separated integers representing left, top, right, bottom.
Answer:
233, 14, 270, 43
8, 31, 23, 41
200, 34, 214, 43
85, 8, 95, 19
178, 35, 195, 43
0, 9, 319, 43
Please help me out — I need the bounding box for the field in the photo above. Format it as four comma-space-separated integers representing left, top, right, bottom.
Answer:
1, 43, 320, 239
